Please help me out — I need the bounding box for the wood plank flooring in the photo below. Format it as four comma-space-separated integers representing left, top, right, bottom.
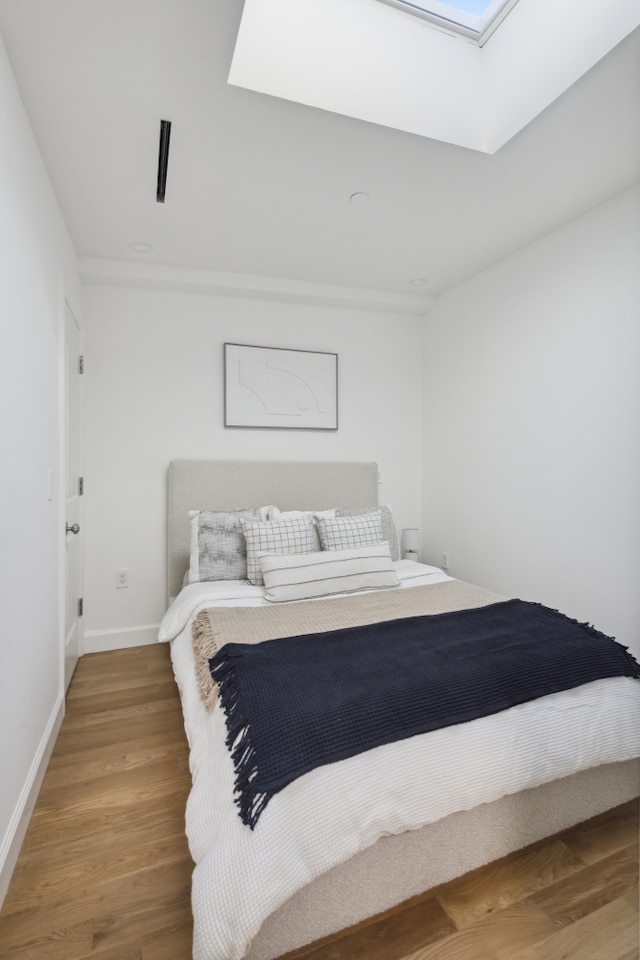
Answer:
1, 644, 637, 960
0, 645, 194, 960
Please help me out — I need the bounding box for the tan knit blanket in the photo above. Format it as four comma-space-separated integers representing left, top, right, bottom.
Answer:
192, 580, 504, 710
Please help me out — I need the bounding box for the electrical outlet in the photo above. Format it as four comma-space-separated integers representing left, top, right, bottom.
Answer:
116, 568, 129, 589
441, 552, 449, 570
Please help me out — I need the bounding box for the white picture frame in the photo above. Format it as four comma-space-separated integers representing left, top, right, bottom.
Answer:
224, 343, 338, 430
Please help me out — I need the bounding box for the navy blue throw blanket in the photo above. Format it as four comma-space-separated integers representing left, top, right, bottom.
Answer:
208, 599, 639, 828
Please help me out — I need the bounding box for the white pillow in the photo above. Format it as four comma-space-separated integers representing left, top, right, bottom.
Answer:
260, 543, 399, 602
316, 511, 384, 552
240, 516, 317, 585
267, 507, 337, 520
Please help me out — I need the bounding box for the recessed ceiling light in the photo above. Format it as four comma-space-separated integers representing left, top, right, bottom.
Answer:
128, 241, 154, 253
408, 277, 428, 286
350, 192, 369, 204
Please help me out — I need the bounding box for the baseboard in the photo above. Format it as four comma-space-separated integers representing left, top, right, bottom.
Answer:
0, 692, 65, 909
83, 623, 161, 654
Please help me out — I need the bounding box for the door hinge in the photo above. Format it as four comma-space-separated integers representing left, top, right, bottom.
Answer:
78, 476, 84, 496
78, 355, 84, 374
78, 598, 84, 617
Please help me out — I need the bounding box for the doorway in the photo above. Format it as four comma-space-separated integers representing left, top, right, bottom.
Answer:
64, 301, 83, 690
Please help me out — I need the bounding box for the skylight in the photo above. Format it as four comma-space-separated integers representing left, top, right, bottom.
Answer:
376, 0, 519, 43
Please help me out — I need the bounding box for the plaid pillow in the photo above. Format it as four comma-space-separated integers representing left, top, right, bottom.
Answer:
240, 516, 317, 585
267, 507, 337, 551
316, 512, 384, 552
337, 506, 400, 560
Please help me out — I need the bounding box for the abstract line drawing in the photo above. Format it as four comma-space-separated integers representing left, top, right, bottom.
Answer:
224, 344, 338, 430
238, 361, 324, 416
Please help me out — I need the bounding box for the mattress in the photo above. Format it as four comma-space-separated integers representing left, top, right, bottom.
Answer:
158, 560, 640, 960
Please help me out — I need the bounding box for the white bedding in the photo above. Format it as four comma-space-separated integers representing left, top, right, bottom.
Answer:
158, 561, 640, 960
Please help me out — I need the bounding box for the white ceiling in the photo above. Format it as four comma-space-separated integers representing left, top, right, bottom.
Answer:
230, 0, 639, 153
0, 0, 638, 303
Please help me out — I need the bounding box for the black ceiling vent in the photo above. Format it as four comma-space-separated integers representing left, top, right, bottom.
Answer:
156, 119, 171, 203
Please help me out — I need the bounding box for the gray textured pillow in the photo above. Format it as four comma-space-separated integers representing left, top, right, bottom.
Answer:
188, 508, 261, 583
337, 506, 400, 560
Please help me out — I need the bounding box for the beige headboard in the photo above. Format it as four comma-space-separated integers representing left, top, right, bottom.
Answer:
167, 460, 379, 600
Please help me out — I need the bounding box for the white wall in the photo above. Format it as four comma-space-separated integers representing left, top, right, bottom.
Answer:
421, 186, 640, 657
82, 285, 424, 650
0, 33, 81, 900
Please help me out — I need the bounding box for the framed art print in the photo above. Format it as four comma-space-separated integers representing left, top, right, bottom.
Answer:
224, 343, 338, 430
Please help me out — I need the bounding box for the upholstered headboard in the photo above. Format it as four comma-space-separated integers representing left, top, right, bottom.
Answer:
167, 460, 379, 600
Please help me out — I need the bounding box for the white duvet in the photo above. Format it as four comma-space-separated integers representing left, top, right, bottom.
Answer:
158, 562, 640, 960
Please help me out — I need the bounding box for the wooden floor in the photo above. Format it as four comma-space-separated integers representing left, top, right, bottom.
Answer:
0, 645, 637, 960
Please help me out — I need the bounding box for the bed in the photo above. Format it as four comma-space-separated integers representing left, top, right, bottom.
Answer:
158, 459, 640, 960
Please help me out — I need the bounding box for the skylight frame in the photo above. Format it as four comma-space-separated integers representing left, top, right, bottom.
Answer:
376, 0, 520, 44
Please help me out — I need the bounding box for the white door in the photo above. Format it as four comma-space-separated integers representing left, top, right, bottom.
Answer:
64, 302, 83, 690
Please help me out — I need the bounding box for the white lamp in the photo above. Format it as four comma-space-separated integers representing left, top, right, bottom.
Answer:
401, 528, 420, 562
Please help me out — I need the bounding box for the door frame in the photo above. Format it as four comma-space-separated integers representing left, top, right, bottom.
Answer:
58, 284, 84, 695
